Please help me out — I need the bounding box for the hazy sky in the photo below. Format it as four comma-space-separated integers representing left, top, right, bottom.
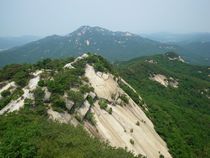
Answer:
1, 0, 210, 36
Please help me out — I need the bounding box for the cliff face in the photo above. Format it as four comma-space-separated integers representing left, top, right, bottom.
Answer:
85, 64, 172, 158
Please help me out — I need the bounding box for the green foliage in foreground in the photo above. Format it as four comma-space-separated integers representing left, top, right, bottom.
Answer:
0, 110, 139, 158
118, 53, 210, 158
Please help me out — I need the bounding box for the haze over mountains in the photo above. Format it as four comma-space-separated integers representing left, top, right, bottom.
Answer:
141, 33, 210, 65
0, 36, 41, 50
141, 32, 210, 43
0, 26, 209, 67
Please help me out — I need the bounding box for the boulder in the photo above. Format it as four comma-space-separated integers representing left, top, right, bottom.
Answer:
43, 87, 51, 102
77, 100, 91, 120
65, 99, 74, 110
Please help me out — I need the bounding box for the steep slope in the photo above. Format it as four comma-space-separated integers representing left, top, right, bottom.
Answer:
118, 53, 210, 158
0, 54, 172, 158
85, 64, 171, 158
0, 26, 184, 67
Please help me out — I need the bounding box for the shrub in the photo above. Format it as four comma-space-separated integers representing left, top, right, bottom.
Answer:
34, 87, 45, 106
50, 94, 66, 110
0, 64, 31, 83
24, 98, 33, 107
87, 95, 94, 105
47, 80, 64, 95
136, 121, 140, 126
81, 76, 89, 82
119, 81, 140, 105
80, 84, 94, 94
85, 112, 96, 126
120, 94, 129, 104
87, 54, 113, 73
159, 154, 165, 158
130, 128, 133, 133
38, 80, 45, 87
1, 90, 11, 97
13, 70, 30, 87
98, 99, 108, 110
11, 88, 24, 100
130, 139, 134, 145
0, 97, 11, 110
68, 90, 84, 107
108, 107, 112, 114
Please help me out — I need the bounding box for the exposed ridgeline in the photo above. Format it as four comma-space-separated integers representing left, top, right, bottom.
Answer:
118, 52, 210, 158
0, 53, 172, 158
0, 26, 184, 67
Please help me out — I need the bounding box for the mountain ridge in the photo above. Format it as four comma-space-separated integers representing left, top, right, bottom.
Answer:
0, 53, 172, 158
0, 26, 184, 67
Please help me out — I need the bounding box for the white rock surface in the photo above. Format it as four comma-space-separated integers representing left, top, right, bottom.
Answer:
65, 99, 74, 110
0, 81, 16, 94
77, 100, 91, 119
0, 71, 42, 115
89, 91, 96, 99
85, 64, 172, 158
150, 74, 178, 88
168, 56, 185, 63
85, 65, 118, 101
64, 53, 89, 69
43, 87, 51, 102
47, 108, 78, 126
150, 74, 168, 87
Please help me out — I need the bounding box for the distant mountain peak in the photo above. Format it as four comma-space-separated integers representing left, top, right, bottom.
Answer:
0, 25, 187, 67
70, 25, 136, 37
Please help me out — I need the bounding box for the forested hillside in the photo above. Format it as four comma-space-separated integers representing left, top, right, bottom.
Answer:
118, 52, 210, 158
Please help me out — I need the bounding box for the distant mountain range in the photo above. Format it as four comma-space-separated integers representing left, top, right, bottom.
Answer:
0, 26, 209, 67
0, 26, 185, 67
141, 32, 210, 43
0, 36, 41, 50
141, 32, 210, 65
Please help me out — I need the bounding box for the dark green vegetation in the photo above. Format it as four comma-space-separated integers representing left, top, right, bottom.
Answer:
0, 26, 186, 67
119, 94, 129, 104
118, 81, 142, 106
0, 64, 32, 87
0, 88, 24, 110
99, 99, 108, 110
118, 53, 210, 158
0, 110, 139, 158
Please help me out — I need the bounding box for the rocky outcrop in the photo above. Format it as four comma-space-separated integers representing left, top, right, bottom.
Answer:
85, 64, 172, 158
77, 100, 91, 120
0, 70, 42, 115
150, 74, 179, 88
